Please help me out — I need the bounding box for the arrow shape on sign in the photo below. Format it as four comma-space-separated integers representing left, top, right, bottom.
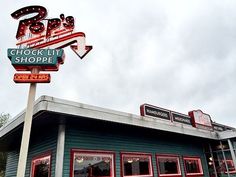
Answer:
31, 32, 92, 59
70, 36, 92, 59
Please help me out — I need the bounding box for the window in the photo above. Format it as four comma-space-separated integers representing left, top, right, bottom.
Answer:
71, 150, 115, 177
31, 152, 51, 177
121, 152, 153, 177
222, 160, 236, 174
183, 157, 203, 176
156, 155, 181, 176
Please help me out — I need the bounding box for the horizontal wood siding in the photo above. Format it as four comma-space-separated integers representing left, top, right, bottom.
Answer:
63, 120, 209, 177
25, 132, 57, 177
5, 125, 58, 177
5, 151, 19, 177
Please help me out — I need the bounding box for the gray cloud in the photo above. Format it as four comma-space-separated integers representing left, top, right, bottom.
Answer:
1, 0, 236, 127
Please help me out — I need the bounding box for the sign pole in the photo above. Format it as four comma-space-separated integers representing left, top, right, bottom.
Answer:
16, 67, 39, 177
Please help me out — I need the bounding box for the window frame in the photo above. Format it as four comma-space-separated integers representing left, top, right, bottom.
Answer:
70, 149, 116, 177
30, 151, 52, 177
120, 152, 154, 177
156, 154, 182, 177
183, 156, 203, 176
222, 160, 236, 174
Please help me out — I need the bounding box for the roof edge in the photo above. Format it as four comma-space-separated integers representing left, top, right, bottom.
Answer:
0, 95, 49, 138
0, 95, 227, 140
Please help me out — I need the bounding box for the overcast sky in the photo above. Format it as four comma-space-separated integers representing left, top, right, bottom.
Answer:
1, 0, 236, 127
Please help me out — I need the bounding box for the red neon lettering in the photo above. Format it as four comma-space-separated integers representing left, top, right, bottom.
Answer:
63, 16, 75, 29
38, 74, 49, 80
11, 6, 47, 39
30, 74, 38, 79
11, 6, 76, 47
46, 18, 61, 38
14, 74, 51, 83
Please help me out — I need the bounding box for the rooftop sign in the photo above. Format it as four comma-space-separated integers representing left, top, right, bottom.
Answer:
140, 104, 171, 121
172, 112, 192, 125
140, 104, 215, 131
140, 104, 198, 127
188, 110, 213, 131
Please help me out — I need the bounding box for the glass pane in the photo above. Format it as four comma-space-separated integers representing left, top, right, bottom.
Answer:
221, 141, 229, 150
32, 157, 50, 177
213, 151, 226, 177
233, 140, 236, 150
211, 142, 229, 151
185, 159, 201, 173
203, 144, 210, 153
73, 153, 113, 177
158, 158, 179, 174
205, 153, 216, 177
123, 156, 150, 176
222, 150, 236, 173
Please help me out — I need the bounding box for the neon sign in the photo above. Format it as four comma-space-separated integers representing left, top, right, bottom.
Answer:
14, 73, 50, 83
11, 5, 92, 59
8, 5, 92, 83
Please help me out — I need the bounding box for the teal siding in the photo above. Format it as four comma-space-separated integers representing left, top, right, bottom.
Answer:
4, 119, 210, 177
64, 121, 209, 177
5, 151, 19, 177
5, 125, 58, 177
25, 132, 57, 177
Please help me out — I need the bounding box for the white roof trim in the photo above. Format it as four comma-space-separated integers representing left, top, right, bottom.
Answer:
217, 130, 236, 140
0, 95, 232, 140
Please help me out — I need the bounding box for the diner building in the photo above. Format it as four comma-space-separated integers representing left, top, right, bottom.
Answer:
0, 95, 236, 177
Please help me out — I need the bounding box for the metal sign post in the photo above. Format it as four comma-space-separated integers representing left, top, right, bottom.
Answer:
8, 5, 92, 177
16, 68, 39, 177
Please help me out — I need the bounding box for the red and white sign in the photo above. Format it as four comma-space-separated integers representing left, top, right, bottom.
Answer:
10, 5, 92, 84
11, 5, 92, 59
188, 110, 213, 130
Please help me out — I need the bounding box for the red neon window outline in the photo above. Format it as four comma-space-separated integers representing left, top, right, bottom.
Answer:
70, 149, 115, 177
31, 152, 51, 177
183, 156, 203, 176
156, 154, 181, 177
121, 152, 153, 177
